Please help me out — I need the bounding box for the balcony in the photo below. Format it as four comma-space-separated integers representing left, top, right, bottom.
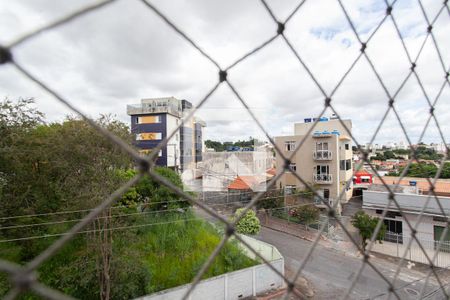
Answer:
313, 174, 333, 184
313, 150, 332, 160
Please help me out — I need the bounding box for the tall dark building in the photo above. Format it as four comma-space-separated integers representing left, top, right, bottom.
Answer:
127, 97, 205, 171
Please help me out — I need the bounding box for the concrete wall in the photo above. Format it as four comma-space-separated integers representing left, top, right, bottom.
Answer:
166, 114, 180, 168
137, 235, 284, 300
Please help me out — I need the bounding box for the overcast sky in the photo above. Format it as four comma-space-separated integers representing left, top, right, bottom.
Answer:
0, 0, 448, 145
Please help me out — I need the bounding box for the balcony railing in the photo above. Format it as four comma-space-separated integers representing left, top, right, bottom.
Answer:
126, 104, 181, 117
313, 150, 332, 160
313, 174, 333, 184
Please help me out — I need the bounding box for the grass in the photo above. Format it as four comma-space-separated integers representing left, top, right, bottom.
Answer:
0, 209, 258, 299
133, 210, 258, 293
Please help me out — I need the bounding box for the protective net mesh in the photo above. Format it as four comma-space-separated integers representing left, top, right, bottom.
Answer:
0, 0, 449, 299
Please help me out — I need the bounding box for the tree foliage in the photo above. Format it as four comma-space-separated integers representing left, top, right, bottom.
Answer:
256, 189, 283, 210
389, 162, 450, 179
351, 211, 386, 251
0, 98, 253, 299
233, 208, 261, 235
204, 137, 264, 152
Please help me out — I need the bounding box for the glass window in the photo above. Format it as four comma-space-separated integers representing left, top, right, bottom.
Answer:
285, 141, 296, 151
289, 163, 296, 172
285, 185, 296, 195
316, 142, 328, 151
316, 165, 329, 174
136, 132, 162, 141
346, 159, 351, 170
345, 143, 350, 150
137, 115, 161, 124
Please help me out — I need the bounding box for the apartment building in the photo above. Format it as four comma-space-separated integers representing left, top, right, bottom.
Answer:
275, 117, 353, 214
127, 97, 205, 171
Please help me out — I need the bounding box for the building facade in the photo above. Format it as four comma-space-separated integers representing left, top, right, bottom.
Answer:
362, 189, 450, 248
127, 97, 205, 171
275, 118, 354, 214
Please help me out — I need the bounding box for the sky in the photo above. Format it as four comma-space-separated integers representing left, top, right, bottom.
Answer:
0, 0, 448, 146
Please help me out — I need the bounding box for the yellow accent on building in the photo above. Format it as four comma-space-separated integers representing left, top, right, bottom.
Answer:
136, 132, 162, 140
138, 115, 161, 124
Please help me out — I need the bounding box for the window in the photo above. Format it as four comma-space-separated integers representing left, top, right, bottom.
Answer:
361, 178, 370, 183
137, 115, 161, 124
288, 163, 296, 172
139, 149, 162, 157
316, 142, 328, 151
346, 159, 351, 170
285, 185, 296, 195
434, 226, 450, 252
136, 132, 162, 141
316, 165, 330, 174
345, 143, 350, 150
341, 159, 351, 170
285, 141, 296, 151
384, 219, 403, 243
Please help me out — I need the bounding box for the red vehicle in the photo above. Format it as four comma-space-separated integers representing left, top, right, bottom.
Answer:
353, 170, 373, 185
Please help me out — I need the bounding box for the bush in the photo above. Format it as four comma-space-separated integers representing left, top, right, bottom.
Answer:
351, 211, 386, 251
233, 208, 261, 235
289, 205, 320, 229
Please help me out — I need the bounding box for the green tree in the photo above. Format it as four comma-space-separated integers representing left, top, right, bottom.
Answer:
384, 150, 395, 159
233, 208, 261, 235
440, 163, 450, 179
256, 189, 283, 210
351, 211, 386, 251
399, 162, 437, 178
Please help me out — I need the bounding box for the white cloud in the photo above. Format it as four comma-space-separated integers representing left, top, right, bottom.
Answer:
0, 0, 448, 146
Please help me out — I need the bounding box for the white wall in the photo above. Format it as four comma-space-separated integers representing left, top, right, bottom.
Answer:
166, 114, 180, 168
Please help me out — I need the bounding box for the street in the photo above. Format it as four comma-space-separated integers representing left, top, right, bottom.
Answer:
256, 227, 449, 299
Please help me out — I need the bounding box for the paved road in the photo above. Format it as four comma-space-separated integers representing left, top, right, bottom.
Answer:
256, 227, 449, 299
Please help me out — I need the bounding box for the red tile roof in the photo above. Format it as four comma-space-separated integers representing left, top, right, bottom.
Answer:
227, 175, 267, 190
266, 168, 276, 176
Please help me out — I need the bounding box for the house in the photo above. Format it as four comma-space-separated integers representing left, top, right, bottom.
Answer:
274, 117, 354, 214
362, 185, 450, 267
200, 151, 273, 192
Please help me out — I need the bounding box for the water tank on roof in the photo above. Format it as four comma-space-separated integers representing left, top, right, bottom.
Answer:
304, 118, 312, 123
319, 117, 329, 122
409, 180, 417, 186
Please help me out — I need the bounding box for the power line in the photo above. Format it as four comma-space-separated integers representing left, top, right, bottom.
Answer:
0, 203, 312, 242
0, 187, 295, 221
0, 191, 309, 230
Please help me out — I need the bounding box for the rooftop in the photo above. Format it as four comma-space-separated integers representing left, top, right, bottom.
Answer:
372, 176, 450, 196
126, 97, 188, 117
